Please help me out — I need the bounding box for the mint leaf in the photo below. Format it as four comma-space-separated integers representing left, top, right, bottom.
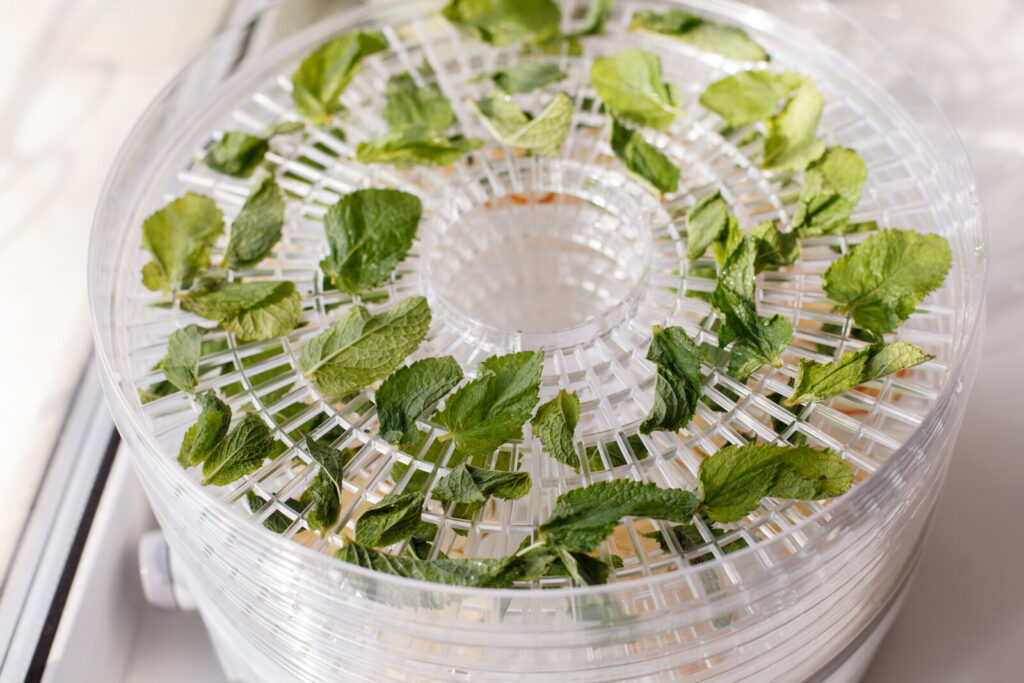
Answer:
748, 220, 799, 272
291, 31, 388, 124
629, 9, 769, 61
762, 79, 824, 171
203, 132, 269, 178
141, 193, 224, 292
160, 324, 206, 394
531, 389, 580, 470
376, 356, 464, 447
472, 90, 572, 156
698, 71, 803, 128
320, 189, 422, 294
686, 190, 736, 261
640, 325, 703, 434
696, 442, 853, 523
441, 0, 561, 46
480, 61, 567, 94
202, 413, 275, 486
786, 341, 932, 405
354, 127, 482, 166
711, 236, 793, 379
590, 49, 682, 129
726, 314, 793, 380
646, 515, 748, 561
306, 438, 347, 500
609, 117, 680, 196
301, 470, 341, 533
433, 464, 531, 516
182, 280, 302, 343
336, 542, 527, 588
203, 122, 304, 178
382, 73, 455, 131
792, 147, 868, 237
297, 440, 352, 533
223, 175, 285, 269
299, 296, 431, 397
539, 480, 699, 553
354, 491, 425, 547
822, 229, 952, 338
247, 493, 305, 534
552, 546, 610, 586
570, 0, 612, 37
435, 350, 543, 457
177, 391, 231, 467
586, 434, 648, 472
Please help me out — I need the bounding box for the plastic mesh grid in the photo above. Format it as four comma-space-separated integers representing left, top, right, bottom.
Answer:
126, 0, 959, 589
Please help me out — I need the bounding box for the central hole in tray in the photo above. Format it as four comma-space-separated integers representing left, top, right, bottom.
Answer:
423, 161, 651, 348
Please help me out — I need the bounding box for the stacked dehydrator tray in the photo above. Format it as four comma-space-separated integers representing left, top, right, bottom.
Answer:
89, 0, 985, 680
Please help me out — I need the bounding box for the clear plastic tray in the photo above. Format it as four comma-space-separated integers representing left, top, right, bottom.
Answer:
89, 0, 985, 679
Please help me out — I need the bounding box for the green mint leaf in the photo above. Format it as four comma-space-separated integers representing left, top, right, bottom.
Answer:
354, 491, 425, 547
382, 72, 455, 131
300, 440, 352, 533
553, 546, 610, 586
727, 314, 793, 380
223, 175, 285, 270
479, 61, 567, 94
265, 120, 305, 137
320, 189, 422, 294
822, 229, 952, 338
531, 389, 580, 470
141, 193, 224, 292
336, 542, 525, 588
709, 216, 743, 267
202, 413, 275, 486
160, 324, 206, 394
472, 90, 572, 156
306, 438, 348, 500
646, 515, 748, 562
590, 49, 682, 129
354, 127, 483, 166
182, 280, 302, 343
711, 236, 793, 379
640, 326, 703, 434
291, 31, 388, 124
435, 350, 543, 457
698, 71, 803, 128
441, 0, 562, 47
748, 220, 799, 272
433, 464, 531, 516
299, 296, 431, 397
629, 9, 769, 62
792, 147, 868, 237
686, 190, 736, 261
539, 479, 699, 553
376, 356, 464, 446
177, 391, 231, 467
586, 434, 648, 472
570, 0, 612, 37
786, 341, 932, 405
609, 116, 680, 196
301, 469, 341, 533
696, 442, 853, 523
202, 122, 304, 178
762, 79, 824, 171
247, 493, 305, 534
203, 132, 269, 178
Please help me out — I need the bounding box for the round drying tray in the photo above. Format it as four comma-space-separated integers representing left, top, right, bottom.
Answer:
89, 0, 985, 680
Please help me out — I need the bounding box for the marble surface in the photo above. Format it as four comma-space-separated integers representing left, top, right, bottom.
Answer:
0, 0, 233, 586
0, 0, 1021, 680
